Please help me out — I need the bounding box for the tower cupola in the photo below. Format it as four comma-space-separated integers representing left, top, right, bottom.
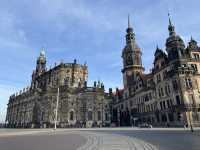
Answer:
165, 13, 185, 61
36, 48, 46, 75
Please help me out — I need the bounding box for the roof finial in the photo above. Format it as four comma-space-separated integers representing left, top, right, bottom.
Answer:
40, 46, 46, 57
168, 12, 172, 26
128, 14, 131, 28
191, 36, 193, 41
156, 44, 159, 50
167, 12, 176, 36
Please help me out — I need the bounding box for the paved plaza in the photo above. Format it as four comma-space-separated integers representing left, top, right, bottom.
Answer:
0, 128, 199, 150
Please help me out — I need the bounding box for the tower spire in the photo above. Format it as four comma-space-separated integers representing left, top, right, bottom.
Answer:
191, 36, 194, 41
126, 14, 135, 44
168, 13, 172, 26
122, 14, 144, 90
128, 14, 131, 28
168, 12, 176, 36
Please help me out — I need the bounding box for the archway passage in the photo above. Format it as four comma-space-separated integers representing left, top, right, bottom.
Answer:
120, 110, 131, 126
88, 111, 93, 121
70, 111, 74, 121
32, 102, 41, 128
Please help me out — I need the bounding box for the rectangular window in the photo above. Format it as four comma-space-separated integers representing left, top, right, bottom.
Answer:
161, 61, 165, 67
98, 111, 101, 121
105, 113, 108, 121
151, 104, 153, 111
194, 54, 200, 60
172, 80, 178, 90
160, 102, 163, 110
168, 85, 171, 93
161, 88, 164, 96
88, 111, 92, 121
176, 95, 181, 105
165, 86, 168, 95
158, 89, 161, 97
169, 113, 174, 121
167, 100, 170, 108
157, 74, 161, 83
163, 70, 167, 79
163, 101, 166, 109
149, 93, 152, 100
170, 99, 173, 106
191, 64, 198, 72
185, 78, 193, 89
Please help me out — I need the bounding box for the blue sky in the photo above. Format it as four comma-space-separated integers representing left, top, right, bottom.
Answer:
1, 0, 200, 122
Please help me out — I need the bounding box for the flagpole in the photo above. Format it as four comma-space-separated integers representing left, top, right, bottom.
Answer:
54, 87, 59, 130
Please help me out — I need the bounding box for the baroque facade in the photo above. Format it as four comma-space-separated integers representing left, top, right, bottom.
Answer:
113, 15, 200, 127
6, 15, 200, 128
6, 51, 112, 128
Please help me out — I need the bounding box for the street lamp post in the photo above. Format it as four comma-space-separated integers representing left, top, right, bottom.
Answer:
54, 87, 59, 130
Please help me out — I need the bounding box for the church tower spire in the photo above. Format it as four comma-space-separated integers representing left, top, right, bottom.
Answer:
122, 15, 144, 90
126, 14, 135, 45
128, 14, 131, 28
168, 13, 176, 36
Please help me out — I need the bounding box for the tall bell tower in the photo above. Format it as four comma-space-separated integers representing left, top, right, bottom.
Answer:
122, 15, 144, 89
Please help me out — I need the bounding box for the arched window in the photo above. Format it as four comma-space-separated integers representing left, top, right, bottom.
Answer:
98, 111, 101, 121
70, 111, 74, 120
88, 111, 92, 121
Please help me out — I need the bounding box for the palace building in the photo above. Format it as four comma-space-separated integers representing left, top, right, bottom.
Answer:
6, 15, 200, 128
6, 50, 112, 128
113, 15, 200, 127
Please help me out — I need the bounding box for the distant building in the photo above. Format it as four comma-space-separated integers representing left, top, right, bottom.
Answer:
6, 50, 112, 128
113, 15, 200, 127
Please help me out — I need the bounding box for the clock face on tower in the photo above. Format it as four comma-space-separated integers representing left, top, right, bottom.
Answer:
126, 53, 133, 65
